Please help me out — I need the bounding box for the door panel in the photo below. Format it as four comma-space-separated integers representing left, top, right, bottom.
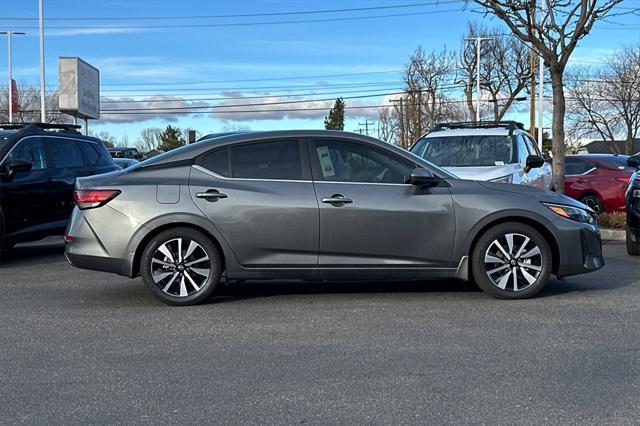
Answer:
315, 182, 455, 266
190, 139, 319, 267
0, 137, 58, 237
309, 138, 455, 267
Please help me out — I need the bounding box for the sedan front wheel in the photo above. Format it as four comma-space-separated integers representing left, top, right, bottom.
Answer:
471, 222, 552, 299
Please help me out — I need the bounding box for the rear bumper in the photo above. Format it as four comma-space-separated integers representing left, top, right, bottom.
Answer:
65, 251, 129, 276
555, 220, 604, 277
64, 207, 136, 277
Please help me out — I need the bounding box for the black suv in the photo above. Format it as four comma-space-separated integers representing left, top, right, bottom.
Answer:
627, 154, 640, 255
0, 123, 119, 249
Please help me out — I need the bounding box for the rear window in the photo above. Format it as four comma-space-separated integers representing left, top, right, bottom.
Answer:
411, 135, 514, 167
598, 156, 632, 170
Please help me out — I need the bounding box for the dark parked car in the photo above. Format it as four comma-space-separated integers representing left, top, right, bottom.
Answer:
626, 154, 640, 255
0, 123, 119, 249
564, 154, 634, 214
108, 147, 141, 160
65, 131, 603, 305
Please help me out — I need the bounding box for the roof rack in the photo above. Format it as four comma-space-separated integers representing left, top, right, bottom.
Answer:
431, 121, 525, 132
0, 123, 82, 132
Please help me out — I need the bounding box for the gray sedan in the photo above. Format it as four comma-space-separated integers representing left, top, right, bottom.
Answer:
64, 130, 603, 305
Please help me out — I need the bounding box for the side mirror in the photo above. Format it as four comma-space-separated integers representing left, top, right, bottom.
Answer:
410, 167, 438, 187
1, 159, 32, 180
628, 154, 640, 169
525, 154, 545, 172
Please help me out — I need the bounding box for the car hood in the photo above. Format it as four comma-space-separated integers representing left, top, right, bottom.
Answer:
477, 181, 592, 211
444, 165, 517, 181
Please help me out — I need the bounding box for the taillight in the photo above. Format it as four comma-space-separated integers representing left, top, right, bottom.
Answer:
73, 189, 121, 209
615, 176, 630, 184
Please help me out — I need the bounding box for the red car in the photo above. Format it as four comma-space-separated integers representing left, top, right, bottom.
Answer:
564, 154, 634, 213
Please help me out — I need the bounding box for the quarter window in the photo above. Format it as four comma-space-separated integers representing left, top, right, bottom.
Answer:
230, 140, 302, 180
313, 140, 413, 184
48, 138, 84, 168
201, 147, 230, 177
3, 137, 48, 170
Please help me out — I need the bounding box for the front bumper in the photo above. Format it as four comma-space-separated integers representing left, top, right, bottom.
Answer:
554, 219, 604, 277
627, 187, 640, 241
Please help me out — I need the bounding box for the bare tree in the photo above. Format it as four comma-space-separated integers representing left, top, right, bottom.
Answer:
403, 46, 463, 143
377, 106, 399, 143
136, 127, 162, 153
566, 44, 640, 155
470, 0, 624, 193
0, 85, 65, 123
90, 130, 117, 148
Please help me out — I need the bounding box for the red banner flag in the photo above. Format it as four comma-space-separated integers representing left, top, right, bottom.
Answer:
11, 79, 19, 113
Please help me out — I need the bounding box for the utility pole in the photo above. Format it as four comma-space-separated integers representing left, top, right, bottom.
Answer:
465, 36, 493, 122
358, 120, 375, 136
0, 31, 25, 123
529, 48, 536, 136
38, 0, 46, 123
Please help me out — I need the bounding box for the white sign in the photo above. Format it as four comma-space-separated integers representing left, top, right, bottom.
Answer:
58, 57, 100, 119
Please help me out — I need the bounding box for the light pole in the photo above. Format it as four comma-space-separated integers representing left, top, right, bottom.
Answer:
465, 36, 493, 122
0, 31, 26, 123
39, 0, 46, 123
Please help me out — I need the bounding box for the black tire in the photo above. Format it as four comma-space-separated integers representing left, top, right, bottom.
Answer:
471, 222, 552, 299
140, 227, 222, 306
627, 225, 640, 256
580, 195, 604, 215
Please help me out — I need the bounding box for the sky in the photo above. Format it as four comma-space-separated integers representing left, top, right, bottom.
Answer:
0, 0, 639, 144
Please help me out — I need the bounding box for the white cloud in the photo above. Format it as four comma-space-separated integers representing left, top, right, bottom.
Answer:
45, 27, 142, 37
99, 95, 210, 124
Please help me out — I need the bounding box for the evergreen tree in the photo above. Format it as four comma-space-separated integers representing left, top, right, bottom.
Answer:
324, 97, 345, 130
157, 125, 186, 152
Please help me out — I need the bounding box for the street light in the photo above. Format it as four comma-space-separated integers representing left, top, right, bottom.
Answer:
0, 31, 26, 123
465, 36, 494, 122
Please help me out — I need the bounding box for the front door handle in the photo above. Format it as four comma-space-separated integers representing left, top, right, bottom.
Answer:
196, 189, 228, 201
321, 194, 353, 204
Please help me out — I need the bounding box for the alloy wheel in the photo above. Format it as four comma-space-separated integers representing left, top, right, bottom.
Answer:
150, 237, 211, 297
484, 233, 542, 292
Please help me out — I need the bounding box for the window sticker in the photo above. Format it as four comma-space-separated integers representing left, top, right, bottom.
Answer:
316, 146, 335, 177
495, 161, 505, 166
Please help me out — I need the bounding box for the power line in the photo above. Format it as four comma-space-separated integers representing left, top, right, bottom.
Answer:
0, 1, 464, 21
6, 8, 470, 30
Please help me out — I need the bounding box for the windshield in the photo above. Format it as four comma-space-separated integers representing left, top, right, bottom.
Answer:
411, 135, 515, 167
599, 155, 631, 170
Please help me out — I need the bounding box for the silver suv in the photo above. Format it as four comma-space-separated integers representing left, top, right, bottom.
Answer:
411, 122, 553, 190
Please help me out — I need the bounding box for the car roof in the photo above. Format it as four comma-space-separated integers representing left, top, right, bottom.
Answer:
0, 123, 103, 144
422, 127, 519, 138
129, 129, 457, 178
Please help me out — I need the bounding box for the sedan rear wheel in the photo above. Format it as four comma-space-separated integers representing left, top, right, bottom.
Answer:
472, 222, 552, 299
141, 227, 222, 305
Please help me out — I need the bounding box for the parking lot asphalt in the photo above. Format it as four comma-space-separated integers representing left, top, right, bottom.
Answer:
0, 238, 639, 425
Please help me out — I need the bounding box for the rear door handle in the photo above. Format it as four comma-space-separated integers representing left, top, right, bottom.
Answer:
196, 189, 228, 201
321, 194, 353, 204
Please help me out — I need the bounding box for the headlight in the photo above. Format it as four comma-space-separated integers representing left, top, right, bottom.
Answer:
543, 203, 595, 224
490, 174, 513, 184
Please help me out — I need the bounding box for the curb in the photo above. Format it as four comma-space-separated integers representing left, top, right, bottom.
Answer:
600, 228, 625, 241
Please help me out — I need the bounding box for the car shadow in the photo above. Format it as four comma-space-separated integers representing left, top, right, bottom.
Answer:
204, 278, 482, 304
0, 238, 65, 268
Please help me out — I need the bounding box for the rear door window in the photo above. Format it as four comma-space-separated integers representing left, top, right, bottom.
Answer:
230, 140, 303, 180
565, 158, 592, 175
47, 138, 84, 168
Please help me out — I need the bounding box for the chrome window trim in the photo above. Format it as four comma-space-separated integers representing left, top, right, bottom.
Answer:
192, 164, 413, 187
192, 164, 311, 183
566, 167, 596, 177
